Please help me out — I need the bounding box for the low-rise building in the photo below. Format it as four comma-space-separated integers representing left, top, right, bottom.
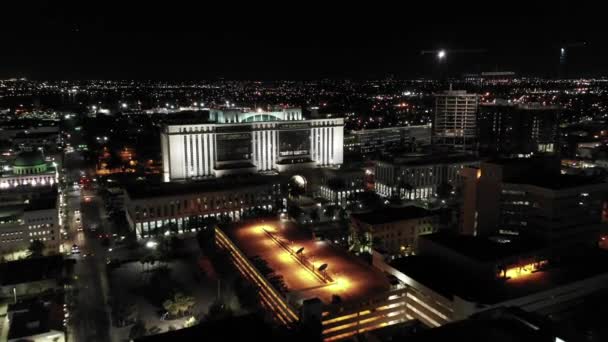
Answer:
124, 176, 286, 239
5, 296, 65, 342
374, 233, 608, 328
0, 256, 66, 299
0, 195, 59, 255
351, 206, 439, 257
375, 153, 479, 201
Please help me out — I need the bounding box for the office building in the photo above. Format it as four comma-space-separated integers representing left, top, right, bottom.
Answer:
160, 107, 344, 182
409, 307, 566, 342
123, 176, 286, 239
374, 233, 608, 328
351, 206, 439, 257
460, 157, 608, 252
478, 102, 560, 157
0, 195, 59, 255
317, 167, 366, 207
432, 89, 478, 153
344, 125, 431, 154
375, 153, 479, 201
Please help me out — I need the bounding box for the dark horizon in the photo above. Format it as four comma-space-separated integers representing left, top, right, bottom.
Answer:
2, 1, 606, 80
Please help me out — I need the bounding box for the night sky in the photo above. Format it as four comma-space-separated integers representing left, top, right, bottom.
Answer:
1, 1, 605, 80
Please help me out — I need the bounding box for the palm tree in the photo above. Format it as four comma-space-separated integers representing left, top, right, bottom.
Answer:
163, 293, 196, 319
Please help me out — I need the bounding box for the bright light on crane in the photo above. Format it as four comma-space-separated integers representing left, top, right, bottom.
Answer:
437, 50, 446, 60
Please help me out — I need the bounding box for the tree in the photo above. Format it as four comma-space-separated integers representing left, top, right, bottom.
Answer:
206, 299, 233, 321
163, 293, 196, 319
129, 320, 147, 339
28, 240, 45, 257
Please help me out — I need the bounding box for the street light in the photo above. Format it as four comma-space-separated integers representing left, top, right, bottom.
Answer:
437, 49, 446, 60
145, 240, 158, 249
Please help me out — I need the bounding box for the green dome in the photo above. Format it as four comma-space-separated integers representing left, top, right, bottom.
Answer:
13, 151, 45, 167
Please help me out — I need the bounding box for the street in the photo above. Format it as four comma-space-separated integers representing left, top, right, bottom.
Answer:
63, 149, 112, 342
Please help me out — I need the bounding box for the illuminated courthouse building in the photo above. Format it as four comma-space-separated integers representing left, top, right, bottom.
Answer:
161, 107, 344, 182
0, 151, 58, 189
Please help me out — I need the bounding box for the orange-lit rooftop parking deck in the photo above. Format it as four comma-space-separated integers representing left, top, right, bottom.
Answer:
225, 221, 391, 305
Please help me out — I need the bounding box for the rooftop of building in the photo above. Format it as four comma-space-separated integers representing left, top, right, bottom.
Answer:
25, 195, 57, 211
351, 206, 436, 225
0, 194, 56, 219
508, 173, 607, 190
135, 313, 305, 342
125, 175, 287, 200
380, 152, 479, 166
7, 295, 64, 340
223, 220, 391, 305
13, 150, 45, 167
420, 233, 544, 263
0, 255, 65, 286
409, 307, 559, 342
390, 248, 608, 304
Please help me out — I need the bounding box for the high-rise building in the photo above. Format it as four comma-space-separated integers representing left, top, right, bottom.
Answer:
460, 157, 608, 253
478, 102, 560, 157
432, 89, 478, 153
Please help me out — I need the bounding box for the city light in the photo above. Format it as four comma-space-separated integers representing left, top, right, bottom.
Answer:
145, 240, 158, 249
437, 49, 446, 60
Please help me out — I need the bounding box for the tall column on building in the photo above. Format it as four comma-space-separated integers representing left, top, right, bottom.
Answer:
432, 89, 478, 153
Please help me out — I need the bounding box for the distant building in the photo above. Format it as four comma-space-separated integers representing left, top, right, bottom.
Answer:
375, 153, 479, 201
0, 151, 58, 190
460, 157, 608, 252
161, 107, 344, 182
344, 125, 431, 154
351, 206, 439, 257
0, 195, 59, 255
478, 102, 560, 157
123, 176, 286, 239
432, 89, 478, 153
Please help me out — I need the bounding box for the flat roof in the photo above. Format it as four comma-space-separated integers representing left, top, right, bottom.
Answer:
421, 233, 543, 262
126, 175, 286, 200
391, 249, 608, 304
381, 153, 479, 166
509, 174, 608, 190
352, 206, 435, 225
0, 255, 64, 286
224, 221, 390, 305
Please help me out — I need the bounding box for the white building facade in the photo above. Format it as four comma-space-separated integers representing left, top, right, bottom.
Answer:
161, 108, 344, 182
